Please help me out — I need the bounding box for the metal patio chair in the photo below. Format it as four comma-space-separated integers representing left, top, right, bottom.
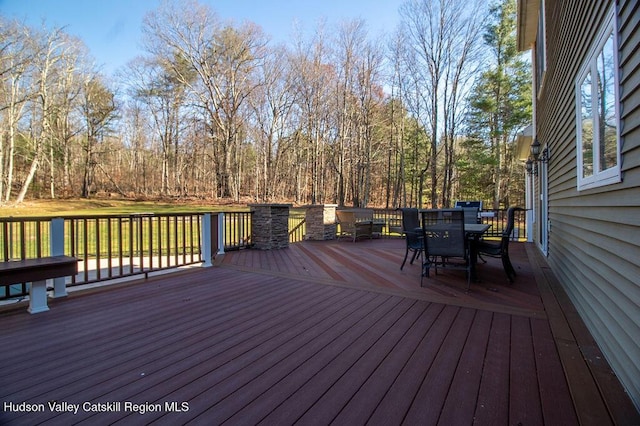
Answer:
476, 206, 525, 282
399, 208, 423, 270
421, 209, 471, 289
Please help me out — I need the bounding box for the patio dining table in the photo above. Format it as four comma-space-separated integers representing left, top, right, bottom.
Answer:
464, 223, 491, 281
464, 223, 491, 235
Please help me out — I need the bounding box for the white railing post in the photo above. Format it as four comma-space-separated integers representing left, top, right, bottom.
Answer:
217, 212, 225, 255
50, 218, 67, 297
201, 213, 213, 267
525, 172, 534, 242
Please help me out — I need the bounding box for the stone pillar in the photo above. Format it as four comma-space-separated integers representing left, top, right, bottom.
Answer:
305, 204, 337, 240
249, 204, 292, 250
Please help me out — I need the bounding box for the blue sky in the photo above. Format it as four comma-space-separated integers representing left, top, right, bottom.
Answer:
1, 0, 404, 76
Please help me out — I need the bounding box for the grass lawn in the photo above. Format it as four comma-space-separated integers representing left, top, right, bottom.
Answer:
0, 198, 249, 217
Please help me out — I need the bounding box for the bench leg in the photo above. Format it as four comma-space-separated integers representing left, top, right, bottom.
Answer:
53, 277, 67, 298
28, 280, 49, 314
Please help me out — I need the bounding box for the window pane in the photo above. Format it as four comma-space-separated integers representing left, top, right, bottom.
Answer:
597, 32, 618, 171
581, 72, 593, 178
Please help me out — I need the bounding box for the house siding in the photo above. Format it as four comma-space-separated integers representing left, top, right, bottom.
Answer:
535, 0, 640, 410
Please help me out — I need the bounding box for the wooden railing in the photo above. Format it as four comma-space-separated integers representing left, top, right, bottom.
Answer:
367, 208, 528, 241
480, 208, 528, 240
289, 211, 306, 243
298, 207, 527, 240
372, 208, 403, 236
1, 217, 50, 260
65, 213, 203, 284
1, 206, 527, 301
221, 211, 253, 250
0, 211, 254, 300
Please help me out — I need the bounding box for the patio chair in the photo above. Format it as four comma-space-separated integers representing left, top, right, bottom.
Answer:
459, 206, 482, 261
336, 210, 372, 242
476, 206, 525, 282
399, 208, 423, 270
460, 207, 480, 224
421, 209, 471, 289
454, 200, 483, 210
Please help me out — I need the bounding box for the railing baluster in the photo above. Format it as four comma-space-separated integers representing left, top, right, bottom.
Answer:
165, 215, 171, 267
69, 219, 76, 284
80, 219, 87, 282
138, 216, 144, 272
19, 221, 25, 259
173, 216, 178, 267
118, 217, 123, 276
2, 221, 9, 260
107, 217, 113, 278
157, 216, 163, 269
35, 220, 42, 258
128, 217, 134, 275
148, 216, 153, 271
181, 215, 186, 265
95, 218, 101, 281
190, 215, 195, 262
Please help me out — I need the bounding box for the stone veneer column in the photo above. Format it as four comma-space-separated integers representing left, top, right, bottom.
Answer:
249, 204, 292, 250
305, 204, 337, 240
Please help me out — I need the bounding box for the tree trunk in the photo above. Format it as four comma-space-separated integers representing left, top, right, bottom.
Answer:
16, 148, 41, 204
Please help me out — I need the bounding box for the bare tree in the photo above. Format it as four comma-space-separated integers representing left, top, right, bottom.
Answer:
399, 0, 485, 207
332, 20, 363, 206
0, 1, 504, 207
142, 0, 268, 200
1, 20, 115, 203
117, 91, 152, 196
124, 56, 190, 196
289, 22, 334, 204
248, 44, 296, 202
79, 74, 117, 197
0, 19, 36, 202
15, 26, 69, 203
48, 36, 86, 198
331, 19, 385, 207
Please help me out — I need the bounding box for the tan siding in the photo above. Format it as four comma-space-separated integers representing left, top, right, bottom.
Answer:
551, 262, 640, 404
622, 89, 640, 122
622, 120, 640, 155
618, 1, 640, 75
553, 210, 640, 257
622, 146, 640, 175
535, 0, 640, 410
554, 202, 639, 222
550, 225, 640, 398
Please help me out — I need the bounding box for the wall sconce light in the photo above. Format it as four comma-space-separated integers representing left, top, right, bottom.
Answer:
530, 138, 549, 162
526, 157, 536, 175
526, 137, 549, 176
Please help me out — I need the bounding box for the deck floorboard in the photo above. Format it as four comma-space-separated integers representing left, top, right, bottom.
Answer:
0, 239, 637, 425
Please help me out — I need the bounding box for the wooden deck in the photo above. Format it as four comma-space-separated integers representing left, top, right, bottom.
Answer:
1, 239, 638, 425
221, 239, 546, 318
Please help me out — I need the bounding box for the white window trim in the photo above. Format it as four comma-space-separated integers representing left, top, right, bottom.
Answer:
535, 0, 547, 97
575, 6, 622, 191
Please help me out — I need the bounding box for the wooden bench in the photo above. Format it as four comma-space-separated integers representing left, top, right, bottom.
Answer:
0, 256, 78, 314
336, 209, 386, 241
352, 209, 385, 237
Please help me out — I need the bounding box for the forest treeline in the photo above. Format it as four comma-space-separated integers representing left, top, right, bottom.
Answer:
0, 0, 530, 209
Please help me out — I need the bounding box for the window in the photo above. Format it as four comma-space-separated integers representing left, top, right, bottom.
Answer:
576, 6, 621, 190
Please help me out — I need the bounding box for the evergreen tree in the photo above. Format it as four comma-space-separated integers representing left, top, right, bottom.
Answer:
462, 0, 531, 208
